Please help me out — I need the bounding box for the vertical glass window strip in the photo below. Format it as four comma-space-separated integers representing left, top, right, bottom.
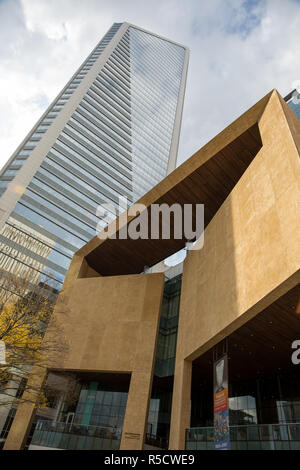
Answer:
128, 27, 185, 200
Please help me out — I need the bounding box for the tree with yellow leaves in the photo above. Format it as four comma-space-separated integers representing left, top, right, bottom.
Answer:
0, 269, 68, 409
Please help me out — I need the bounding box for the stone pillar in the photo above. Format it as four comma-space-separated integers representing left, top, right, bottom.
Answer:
169, 359, 192, 450
3, 367, 47, 450
120, 371, 152, 450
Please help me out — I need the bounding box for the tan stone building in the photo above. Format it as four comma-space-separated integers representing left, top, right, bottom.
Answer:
3, 90, 300, 450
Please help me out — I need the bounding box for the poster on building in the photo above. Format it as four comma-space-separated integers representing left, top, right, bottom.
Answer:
213, 354, 230, 450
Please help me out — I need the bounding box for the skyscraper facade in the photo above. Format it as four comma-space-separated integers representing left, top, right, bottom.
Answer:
284, 89, 300, 120
0, 22, 189, 290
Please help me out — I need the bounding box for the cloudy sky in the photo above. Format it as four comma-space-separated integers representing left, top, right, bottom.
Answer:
0, 0, 300, 171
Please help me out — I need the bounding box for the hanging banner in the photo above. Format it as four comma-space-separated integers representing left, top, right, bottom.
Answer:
213, 354, 230, 450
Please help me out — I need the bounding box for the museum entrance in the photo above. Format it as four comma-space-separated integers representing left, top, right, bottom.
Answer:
187, 283, 300, 450
29, 372, 131, 450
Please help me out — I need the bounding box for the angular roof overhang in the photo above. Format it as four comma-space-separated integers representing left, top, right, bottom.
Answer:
76, 91, 276, 276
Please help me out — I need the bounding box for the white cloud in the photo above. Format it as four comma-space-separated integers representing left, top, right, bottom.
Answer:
0, 0, 300, 171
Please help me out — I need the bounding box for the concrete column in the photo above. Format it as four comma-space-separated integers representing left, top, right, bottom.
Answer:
120, 371, 152, 450
3, 367, 47, 450
169, 359, 192, 450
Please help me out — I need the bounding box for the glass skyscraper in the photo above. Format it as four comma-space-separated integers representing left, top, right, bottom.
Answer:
288, 99, 300, 120
285, 89, 300, 120
0, 22, 189, 290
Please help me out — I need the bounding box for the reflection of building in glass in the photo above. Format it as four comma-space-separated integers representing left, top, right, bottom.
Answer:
229, 396, 257, 425
0, 221, 55, 285
154, 270, 182, 378
0, 22, 189, 289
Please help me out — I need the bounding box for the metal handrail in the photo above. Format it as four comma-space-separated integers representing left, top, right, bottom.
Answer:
33, 419, 122, 439
186, 422, 300, 442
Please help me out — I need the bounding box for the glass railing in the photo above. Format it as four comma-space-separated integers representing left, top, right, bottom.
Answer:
30, 420, 121, 450
186, 423, 300, 450
145, 433, 168, 449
